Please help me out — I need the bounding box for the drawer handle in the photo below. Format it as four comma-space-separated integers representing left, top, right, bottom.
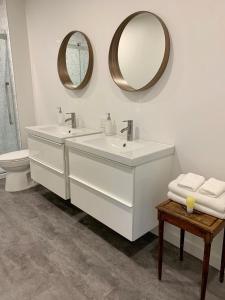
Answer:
69, 175, 133, 208
30, 157, 64, 175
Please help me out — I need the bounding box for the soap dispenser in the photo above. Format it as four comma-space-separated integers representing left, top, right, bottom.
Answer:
57, 107, 64, 126
104, 113, 113, 136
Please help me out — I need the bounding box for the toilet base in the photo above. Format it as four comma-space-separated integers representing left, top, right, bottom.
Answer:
5, 170, 37, 192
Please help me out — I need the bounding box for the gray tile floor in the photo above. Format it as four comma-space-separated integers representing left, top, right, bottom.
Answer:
0, 179, 224, 300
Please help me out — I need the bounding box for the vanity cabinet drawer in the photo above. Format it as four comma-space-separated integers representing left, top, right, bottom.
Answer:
30, 160, 68, 199
70, 179, 133, 240
28, 135, 65, 173
69, 149, 134, 206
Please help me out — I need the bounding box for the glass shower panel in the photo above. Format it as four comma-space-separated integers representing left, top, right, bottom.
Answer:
0, 33, 19, 159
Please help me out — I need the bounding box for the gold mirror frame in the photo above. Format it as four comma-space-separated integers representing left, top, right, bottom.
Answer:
108, 11, 170, 92
57, 31, 93, 90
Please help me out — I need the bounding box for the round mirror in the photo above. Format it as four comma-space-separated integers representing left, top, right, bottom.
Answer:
57, 31, 93, 90
109, 11, 170, 91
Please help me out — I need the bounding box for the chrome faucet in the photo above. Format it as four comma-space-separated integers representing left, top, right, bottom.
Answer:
65, 112, 76, 128
120, 120, 133, 141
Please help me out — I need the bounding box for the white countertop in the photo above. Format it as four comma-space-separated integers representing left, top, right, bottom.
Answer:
66, 133, 175, 166
26, 125, 101, 144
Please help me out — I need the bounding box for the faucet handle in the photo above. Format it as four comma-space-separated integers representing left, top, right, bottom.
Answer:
121, 120, 133, 141
123, 120, 133, 124
65, 112, 76, 128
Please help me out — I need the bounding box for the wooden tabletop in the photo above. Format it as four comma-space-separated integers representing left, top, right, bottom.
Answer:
157, 200, 225, 235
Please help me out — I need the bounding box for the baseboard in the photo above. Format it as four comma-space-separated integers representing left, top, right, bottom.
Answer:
152, 223, 223, 270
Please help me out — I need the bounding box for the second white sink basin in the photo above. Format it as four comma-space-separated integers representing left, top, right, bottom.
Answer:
85, 136, 144, 153
66, 134, 174, 166
26, 125, 101, 144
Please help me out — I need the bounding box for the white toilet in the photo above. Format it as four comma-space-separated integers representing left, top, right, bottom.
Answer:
0, 149, 36, 192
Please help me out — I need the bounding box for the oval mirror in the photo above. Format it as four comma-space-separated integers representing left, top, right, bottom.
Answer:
57, 31, 93, 90
109, 11, 170, 91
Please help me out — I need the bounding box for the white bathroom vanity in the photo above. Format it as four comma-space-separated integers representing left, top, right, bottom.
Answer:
26, 125, 100, 199
66, 134, 174, 240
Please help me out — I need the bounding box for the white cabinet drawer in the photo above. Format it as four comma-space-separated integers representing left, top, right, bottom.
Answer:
30, 160, 68, 199
69, 149, 134, 206
28, 135, 65, 173
70, 179, 133, 240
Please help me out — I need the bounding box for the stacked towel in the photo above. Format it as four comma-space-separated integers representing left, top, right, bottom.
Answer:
168, 173, 225, 219
168, 192, 225, 219
199, 178, 225, 198
178, 173, 205, 192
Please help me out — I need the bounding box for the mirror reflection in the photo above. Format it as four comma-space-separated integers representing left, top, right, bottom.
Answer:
57, 31, 93, 90
66, 32, 89, 87
109, 11, 170, 91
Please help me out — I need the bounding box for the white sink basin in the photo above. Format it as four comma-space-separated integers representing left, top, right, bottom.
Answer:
66, 134, 174, 166
26, 125, 101, 144
85, 136, 144, 153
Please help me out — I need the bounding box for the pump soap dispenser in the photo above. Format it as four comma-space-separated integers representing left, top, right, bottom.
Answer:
57, 107, 64, 126
104, 113, 113, 136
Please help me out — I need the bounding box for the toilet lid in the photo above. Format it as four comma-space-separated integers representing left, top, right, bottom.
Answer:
0, 149, 29, 162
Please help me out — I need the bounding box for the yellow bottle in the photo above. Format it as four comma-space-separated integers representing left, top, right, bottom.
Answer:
186, 196, 196, 214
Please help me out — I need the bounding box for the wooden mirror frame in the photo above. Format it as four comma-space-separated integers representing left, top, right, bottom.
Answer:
57, 31, 93, 90
108, 11, 170, 92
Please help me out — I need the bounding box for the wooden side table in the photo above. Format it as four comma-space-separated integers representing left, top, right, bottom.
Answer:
156, 200, 225, 300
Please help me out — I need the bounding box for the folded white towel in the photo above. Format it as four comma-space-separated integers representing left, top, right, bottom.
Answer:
177, 173, 205, 192
199, 177, 225, 198
169, 175, 225, 213
168, 191, 225, 219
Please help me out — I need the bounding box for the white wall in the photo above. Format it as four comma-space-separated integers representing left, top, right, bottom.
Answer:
25, 0, 225, 269
6, 0, 35, 147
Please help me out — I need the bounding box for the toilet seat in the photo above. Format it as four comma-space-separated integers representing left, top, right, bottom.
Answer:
0, 149, 29, 163
0, 159, 30, 170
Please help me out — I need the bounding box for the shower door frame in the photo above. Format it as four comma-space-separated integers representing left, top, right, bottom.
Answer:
0, 30, 21, 151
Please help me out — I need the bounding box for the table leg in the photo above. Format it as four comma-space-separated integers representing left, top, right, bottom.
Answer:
201, 241, 211, 300
180, 229, 185, 261
158, 219, 164, 280
220, 229, 225, 283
